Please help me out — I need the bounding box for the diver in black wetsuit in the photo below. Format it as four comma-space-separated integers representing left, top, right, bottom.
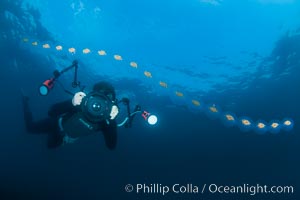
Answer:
22, 81, 119, 150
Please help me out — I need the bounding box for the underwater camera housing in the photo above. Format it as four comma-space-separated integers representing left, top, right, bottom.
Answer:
81, 91, 113, 123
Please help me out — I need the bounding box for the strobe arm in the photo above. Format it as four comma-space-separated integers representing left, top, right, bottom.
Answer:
39, 60, 80, 96
59, 60, 80, 88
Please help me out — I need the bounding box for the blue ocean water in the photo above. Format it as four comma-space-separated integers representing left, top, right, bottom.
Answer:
0, 0, 299, 199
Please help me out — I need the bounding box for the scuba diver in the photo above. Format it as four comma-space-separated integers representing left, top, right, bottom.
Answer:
22, 81, 120, 150
22, 60, 158, 150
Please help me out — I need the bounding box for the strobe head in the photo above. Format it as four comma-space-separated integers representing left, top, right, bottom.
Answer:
142, 111, 158, 125
39, 78, 55, 96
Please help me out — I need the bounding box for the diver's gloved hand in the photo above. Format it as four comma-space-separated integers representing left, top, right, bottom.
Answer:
110, 105, 119, 120
72, 92, 86, 106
